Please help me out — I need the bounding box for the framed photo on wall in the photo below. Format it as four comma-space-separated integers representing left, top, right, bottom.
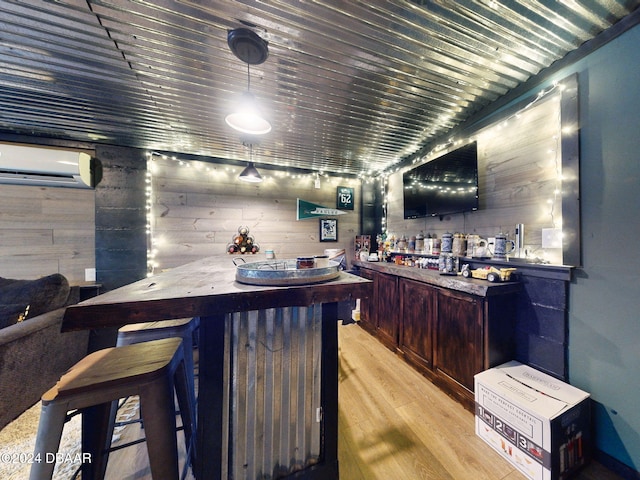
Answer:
336, 186, 354, 210
320, 218, 338, 242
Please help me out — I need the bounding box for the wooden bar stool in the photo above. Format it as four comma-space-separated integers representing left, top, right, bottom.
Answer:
113, 317, 200, 471
29, 337, 195, 480
116, 316, 199, 408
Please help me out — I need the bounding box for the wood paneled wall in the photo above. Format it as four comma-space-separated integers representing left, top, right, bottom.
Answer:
0, 184, 95, 283
387, 94, 563, 263
94, 145, 148, 292
149, 156, 361, 272
0, 92, 562, 283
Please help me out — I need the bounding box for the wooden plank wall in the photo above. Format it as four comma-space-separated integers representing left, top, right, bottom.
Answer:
0, 184, 95, 283
387, 94, 563, 263
149, 156, 361, 272
0, 92, 561, 283
94, 145, 148, 293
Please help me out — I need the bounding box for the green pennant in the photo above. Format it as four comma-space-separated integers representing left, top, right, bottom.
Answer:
297, 199, 346, 220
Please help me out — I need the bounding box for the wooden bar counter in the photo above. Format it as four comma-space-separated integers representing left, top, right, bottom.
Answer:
62, 256, 372, 480
352, 259, 520, 410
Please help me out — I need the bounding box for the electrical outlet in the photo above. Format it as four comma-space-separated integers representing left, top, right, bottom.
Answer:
85, 268, 96, 282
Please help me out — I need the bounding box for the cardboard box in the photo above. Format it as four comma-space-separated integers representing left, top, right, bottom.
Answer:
475, 361, 591, 480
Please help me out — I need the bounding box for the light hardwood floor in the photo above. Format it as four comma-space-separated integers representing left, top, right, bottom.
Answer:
103, 322, 623, 480
336, 323, 621, 480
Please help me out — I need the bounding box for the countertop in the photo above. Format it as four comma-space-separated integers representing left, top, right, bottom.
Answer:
353, 260, 521, 297
62, 255, 372, 332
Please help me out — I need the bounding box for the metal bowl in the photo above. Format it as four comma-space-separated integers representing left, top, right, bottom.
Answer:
235, 259, 341, 286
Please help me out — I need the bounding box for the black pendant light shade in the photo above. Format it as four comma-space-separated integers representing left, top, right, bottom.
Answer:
238, 162, 263, 183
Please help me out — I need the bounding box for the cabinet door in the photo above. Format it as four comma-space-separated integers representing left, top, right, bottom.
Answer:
435, 288, 483, 391
375, 272, 399, 348
358, 268, 376, 334
400, 278, 435, 370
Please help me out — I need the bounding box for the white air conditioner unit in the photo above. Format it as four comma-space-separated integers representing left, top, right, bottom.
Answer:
0, 143, 102, 189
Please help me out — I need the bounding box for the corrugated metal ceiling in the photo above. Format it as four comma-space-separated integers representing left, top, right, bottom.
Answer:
0, 0, 638, 176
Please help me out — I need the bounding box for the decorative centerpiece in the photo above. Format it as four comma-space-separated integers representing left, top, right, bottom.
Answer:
234, 259, 340, 286
227, 226, 260, 254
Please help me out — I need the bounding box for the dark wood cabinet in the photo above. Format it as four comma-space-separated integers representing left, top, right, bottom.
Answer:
356, 263, 517, 411
359, 269, 399, 350
435, 288, 483, 392
358, 268, 376, 334
375, 272, 399, 350
399, 278, 435, 370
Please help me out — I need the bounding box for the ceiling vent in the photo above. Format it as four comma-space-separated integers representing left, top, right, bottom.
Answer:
0, 144, 102, 189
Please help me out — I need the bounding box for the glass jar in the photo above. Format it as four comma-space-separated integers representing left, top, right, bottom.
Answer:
296, 257, 315, 269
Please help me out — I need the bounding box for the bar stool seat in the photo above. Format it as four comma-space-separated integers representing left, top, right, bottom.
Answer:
116, 317, 199, 406
29, 337, 195, 480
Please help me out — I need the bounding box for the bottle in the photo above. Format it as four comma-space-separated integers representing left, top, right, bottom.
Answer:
426, 233, 433, 254
389, 234, 396, 251
416, 231, 425, 252
439, 252, 455, 273
397, 235, 408, 252
432, 237, 441, 255
408, 235, 416, 252
441, 232, 453, 253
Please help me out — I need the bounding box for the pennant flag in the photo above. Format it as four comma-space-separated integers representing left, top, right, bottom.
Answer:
297, 198, 347, 220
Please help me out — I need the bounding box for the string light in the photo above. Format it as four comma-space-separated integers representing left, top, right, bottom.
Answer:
549, 99, 563, 229
403, 82, 562, 170
145, 154, 155, 276
146, 151, 365, 185
376, 80, 566, 247
145, 152, 362, 273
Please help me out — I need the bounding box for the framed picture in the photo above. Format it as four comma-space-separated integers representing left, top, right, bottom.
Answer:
320, 218, 338, 242
336, 186, 354, 210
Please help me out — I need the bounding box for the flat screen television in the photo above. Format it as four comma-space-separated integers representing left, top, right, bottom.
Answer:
403, 141, 479, 219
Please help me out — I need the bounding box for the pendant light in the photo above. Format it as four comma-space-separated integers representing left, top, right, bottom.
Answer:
238, 162, 262, 182
225, 28, 271, 135
238, 143, 263, 183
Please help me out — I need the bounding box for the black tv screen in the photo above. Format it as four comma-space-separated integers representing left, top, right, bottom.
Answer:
403, 142, 479, 219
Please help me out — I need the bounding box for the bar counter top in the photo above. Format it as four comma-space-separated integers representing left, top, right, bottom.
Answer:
62, 255, 371, 331
352, 259, 520, 297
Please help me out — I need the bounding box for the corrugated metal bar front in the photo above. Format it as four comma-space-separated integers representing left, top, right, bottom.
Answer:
227, 304, 322, 479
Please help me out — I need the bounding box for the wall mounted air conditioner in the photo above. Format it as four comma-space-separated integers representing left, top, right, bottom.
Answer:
0, 143, 102, 189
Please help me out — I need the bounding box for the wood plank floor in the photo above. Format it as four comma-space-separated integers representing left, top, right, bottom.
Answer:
336, 323, 621, 480
103, 322, 624, 480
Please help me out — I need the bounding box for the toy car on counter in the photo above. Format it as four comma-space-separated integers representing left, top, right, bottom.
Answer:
460, 264, 517, 282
